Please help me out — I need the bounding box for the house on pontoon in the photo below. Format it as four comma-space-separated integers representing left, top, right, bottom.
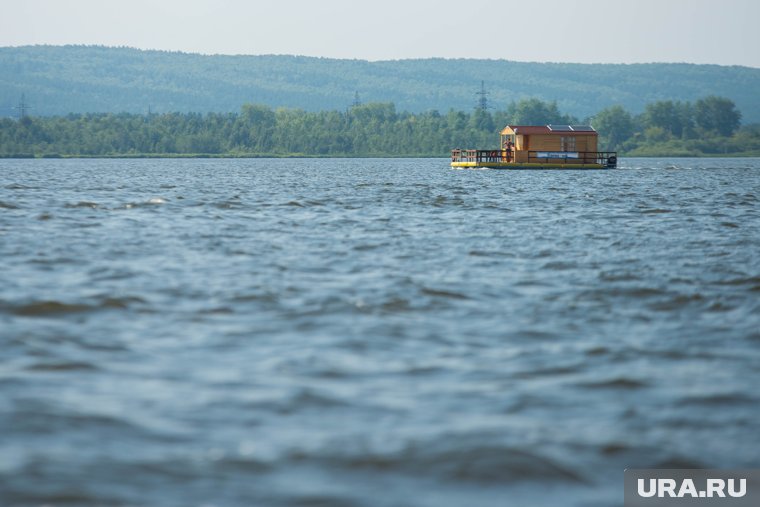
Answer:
451, 124, 617, 169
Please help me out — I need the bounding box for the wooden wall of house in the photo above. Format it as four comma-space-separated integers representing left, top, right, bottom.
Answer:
530, 135, 558, 151
514, 135, 528, 162
512, 134, 599, 163
579, 135, 598, 152
509, 131, 600, 162
522, 135, 598, 152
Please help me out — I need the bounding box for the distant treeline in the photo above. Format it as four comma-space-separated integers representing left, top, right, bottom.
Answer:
5, 46, 760, 122
1, 97, 759, 158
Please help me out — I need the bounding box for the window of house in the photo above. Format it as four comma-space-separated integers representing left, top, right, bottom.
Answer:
561, 136, 576, 151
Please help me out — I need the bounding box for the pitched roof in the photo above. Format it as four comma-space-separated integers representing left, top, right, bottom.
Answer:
501, 125, 597, 135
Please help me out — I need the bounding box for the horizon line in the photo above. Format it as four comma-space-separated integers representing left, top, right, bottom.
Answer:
2, 44, 758, 70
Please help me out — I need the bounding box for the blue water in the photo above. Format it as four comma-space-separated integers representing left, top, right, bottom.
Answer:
1, 157, 759, 507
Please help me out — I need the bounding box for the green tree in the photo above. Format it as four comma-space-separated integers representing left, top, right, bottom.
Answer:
240, 104, 276, 151
349, 103, 397, 124
470, 108, 494, 132
642, 100, 694, 139
694, 96, 741, 136
505, 98, 577, 125
593, 106, 634, 150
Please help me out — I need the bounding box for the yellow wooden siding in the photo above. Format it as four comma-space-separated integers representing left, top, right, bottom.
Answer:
516, 134, 597, 153
500, 128, 599, 154
529, 135, 560, 151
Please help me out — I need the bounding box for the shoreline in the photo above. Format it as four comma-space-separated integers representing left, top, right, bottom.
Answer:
2, 153, 760, 160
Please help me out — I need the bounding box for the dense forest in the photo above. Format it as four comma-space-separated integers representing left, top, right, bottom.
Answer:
2, 97, 758, 158
3, 46, 760, 122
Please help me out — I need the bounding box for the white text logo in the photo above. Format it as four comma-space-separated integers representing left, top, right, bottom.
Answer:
637, 478, 747, 499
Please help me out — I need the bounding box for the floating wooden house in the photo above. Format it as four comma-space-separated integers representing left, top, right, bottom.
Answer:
451, 124, 617, 169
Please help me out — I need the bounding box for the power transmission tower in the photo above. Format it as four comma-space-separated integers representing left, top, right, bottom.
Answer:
475, 81, 490, 111
13, 94, 31, 119
351, 91, 362, 108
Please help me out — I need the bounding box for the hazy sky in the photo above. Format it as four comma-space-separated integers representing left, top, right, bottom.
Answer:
2, 0, 759, 67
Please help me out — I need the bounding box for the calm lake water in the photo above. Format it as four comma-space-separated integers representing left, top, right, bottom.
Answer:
1, 158, 759, 507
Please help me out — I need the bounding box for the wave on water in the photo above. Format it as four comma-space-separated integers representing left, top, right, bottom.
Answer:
1, 296, 147, 317
65, 201, 101, 209
0, 200, 20, 209
275, 435, 589, 485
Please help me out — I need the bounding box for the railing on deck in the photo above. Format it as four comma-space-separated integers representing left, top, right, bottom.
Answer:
527, 151, 617, 167
451, 149, 512, 163
451, 149, 617, 167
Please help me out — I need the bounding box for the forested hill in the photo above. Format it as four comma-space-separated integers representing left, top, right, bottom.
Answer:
3, 45, 760, 122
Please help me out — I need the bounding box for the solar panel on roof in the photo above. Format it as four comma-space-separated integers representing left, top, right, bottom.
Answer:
548, 125, 572, 131
570, 125, 596, 132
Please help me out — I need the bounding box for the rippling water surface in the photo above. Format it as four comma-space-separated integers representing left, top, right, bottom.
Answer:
1, 158, 759, 507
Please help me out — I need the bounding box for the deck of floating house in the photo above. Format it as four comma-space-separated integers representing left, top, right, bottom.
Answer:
451, 124, 617, 169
